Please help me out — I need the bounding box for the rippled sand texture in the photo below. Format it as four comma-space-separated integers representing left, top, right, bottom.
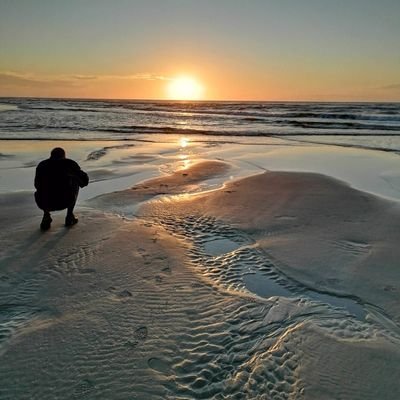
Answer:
1, 159, 400, 399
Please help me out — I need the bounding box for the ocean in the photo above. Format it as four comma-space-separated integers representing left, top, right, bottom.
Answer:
1, 98, 400, 152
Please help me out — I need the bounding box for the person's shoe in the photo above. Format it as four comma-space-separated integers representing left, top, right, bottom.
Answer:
40, 214, 52, 231
65, 214, 78, 227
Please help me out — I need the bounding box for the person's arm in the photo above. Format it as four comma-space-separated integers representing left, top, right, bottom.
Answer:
34, 163, 43, 190
77, 169, 89, 188
70, 160, 89, 188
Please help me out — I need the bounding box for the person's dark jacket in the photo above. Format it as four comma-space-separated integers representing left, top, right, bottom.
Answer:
34, 158, 89, 211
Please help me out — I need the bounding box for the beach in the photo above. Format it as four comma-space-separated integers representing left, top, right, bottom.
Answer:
1, 134, 400, 399
2, 0, 400, 394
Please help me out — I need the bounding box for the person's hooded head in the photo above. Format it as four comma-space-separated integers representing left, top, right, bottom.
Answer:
50, 147, 66, 160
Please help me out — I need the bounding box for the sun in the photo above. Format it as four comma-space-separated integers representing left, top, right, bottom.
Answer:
167, 76, 204, 100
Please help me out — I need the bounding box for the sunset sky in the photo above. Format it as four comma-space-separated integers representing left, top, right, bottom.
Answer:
1, 0, 399, 101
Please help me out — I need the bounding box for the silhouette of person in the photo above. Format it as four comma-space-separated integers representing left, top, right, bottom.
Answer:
34, 147, 89, 230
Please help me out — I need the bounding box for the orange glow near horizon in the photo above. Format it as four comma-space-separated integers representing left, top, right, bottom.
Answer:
167, 76, 204, 100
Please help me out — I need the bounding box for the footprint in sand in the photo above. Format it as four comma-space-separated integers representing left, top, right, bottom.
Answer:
125, 326, 148, 349
79, 268, 96, 274
117, 289, 133, 298
148, 357, 170, 374
383, 285, 397, 292
161, 266, 171, 274
72, 378, 96, 398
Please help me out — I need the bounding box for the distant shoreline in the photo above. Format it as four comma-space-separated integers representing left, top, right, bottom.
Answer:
1, 96, 400, 104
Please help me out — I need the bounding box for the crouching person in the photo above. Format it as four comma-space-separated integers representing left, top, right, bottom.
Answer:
34, 147, 89, 230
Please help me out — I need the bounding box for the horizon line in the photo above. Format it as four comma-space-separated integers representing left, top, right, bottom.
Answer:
1, 95, 399, 104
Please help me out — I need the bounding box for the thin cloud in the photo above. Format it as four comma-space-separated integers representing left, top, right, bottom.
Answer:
0, 71, 44, 87
0, 71, 79, 88
0, 71, 172, 88
379, 83, 400, 90
96, 73, 171, 81
71, 75, 98, 80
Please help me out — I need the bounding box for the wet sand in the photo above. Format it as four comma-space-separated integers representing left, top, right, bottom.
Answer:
1, 139, 400, 399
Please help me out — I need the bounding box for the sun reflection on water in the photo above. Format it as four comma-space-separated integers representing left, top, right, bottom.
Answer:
178, 137, 192, 170
178, 153, 191, 170
179, 137, 189, 148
